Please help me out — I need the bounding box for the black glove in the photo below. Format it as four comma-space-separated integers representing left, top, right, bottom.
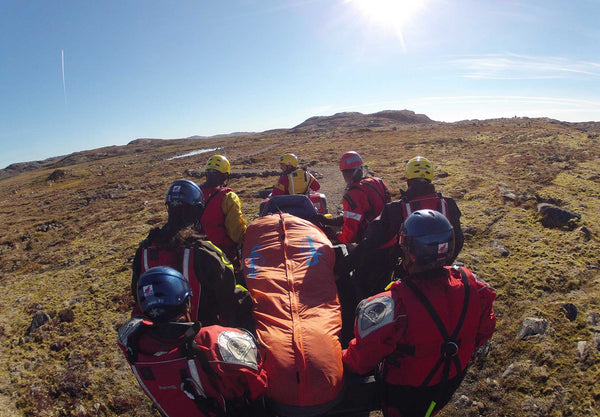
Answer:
323, 226, 339, 242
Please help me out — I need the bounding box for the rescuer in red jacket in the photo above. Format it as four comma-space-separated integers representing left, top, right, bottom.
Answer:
272, 152, 321, 196
119, 266, 267, 417
198, 155, 247, 272
336, 151, 391, 244
347, 156, 465, 297
358, 156, 464, 265
343, 210, 496, 417
131, 179, 238, 327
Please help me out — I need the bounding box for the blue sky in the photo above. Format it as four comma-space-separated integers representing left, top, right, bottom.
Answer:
2, 0, 599, 168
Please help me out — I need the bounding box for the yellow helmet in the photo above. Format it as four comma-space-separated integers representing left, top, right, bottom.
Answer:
406, 156, 434, 181
205, 155, 231, 174
279, 153, 298, 168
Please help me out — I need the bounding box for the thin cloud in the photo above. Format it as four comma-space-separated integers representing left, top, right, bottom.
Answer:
419, 95, 600, 107
449, 53, 600, 80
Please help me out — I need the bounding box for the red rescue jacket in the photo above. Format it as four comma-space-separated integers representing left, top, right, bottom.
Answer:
199, 185, 235, 251
384, 267, 480, 386
117, 319, 268, 417
338, 177, 390, 244
343, 266, 496, 387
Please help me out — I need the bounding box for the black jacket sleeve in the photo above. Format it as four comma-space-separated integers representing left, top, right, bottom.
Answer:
445, 197, 464, 260
131, 245, 143, 301
192, 241, 237, 327
361, 201, 405, 249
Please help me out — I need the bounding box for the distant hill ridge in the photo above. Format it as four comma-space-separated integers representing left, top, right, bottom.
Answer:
293, 109, 435, 130
3, 110, 600, 178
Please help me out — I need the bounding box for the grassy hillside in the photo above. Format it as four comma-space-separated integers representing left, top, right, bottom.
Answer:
0, 117, 599, 416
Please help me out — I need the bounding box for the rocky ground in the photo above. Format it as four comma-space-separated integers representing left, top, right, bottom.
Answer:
0, 114, 599, 416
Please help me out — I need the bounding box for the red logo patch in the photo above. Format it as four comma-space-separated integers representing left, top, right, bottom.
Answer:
438, 242, 449, 254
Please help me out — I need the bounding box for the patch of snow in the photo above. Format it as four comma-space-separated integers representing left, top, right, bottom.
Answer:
167, 148, 220, 160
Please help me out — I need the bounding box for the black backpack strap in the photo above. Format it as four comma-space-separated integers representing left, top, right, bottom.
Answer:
302, 168, 312, 195
343, 192, 358, 211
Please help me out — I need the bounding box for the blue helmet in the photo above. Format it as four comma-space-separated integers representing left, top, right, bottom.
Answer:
165, 179, 204, 207
400, 210, 455, 274
137, 266, 192, 321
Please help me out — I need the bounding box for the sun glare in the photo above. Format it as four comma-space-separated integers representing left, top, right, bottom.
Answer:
347, 0, 428, 47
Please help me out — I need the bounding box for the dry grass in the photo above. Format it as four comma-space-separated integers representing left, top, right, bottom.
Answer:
1, 117, 599, 416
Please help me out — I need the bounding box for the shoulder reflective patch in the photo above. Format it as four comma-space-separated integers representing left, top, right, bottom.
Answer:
343, 211, 363, 222
357, 296, 395, 339
217, 330, 259, 370
117, 317, 144, 348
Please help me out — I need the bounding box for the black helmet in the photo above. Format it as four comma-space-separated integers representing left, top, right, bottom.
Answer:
165, 179, 203, 207
137, 266, 192, 321
400, 209, 454, 274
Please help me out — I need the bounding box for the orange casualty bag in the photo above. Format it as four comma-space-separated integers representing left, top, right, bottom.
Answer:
243, 213, 343, 415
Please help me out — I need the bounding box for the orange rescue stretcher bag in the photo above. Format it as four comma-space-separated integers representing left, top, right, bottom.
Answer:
243, 212, 344, 416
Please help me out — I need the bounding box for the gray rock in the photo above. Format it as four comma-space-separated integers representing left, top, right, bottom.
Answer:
593, 333, 600, 351
502, 363, 516, 378
587, 313, 600, 329
576, 226, 592, 240
26, 311, 51, 334
577, 341, 588, 358
517, 317, 548, 339
455, 395, 471, 408
537, 203, 581, 228
490, 240, 510, 257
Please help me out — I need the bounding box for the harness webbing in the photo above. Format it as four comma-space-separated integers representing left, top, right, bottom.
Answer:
402, 267, 471, 387
404, 194, 448, 217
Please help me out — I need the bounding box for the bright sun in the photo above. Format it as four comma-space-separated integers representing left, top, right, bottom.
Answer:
347, 0, 427, 46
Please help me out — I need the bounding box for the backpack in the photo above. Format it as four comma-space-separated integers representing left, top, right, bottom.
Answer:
133, 232, 235, 323
259, 194, 318, 220
117, 319, 267, 417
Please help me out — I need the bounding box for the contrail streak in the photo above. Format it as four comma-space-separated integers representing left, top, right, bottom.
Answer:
61, 49, 67, 104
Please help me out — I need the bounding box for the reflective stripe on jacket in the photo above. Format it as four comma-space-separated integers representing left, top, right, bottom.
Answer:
338, 177, 390, 244
272, 168, 320, 196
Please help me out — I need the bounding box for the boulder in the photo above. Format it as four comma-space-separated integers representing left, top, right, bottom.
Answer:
517, 317, 548, 339
26, 311, 51, 334
537, 203, 581, 229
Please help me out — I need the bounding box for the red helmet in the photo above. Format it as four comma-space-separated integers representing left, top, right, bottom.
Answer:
339, 151, 363, 171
